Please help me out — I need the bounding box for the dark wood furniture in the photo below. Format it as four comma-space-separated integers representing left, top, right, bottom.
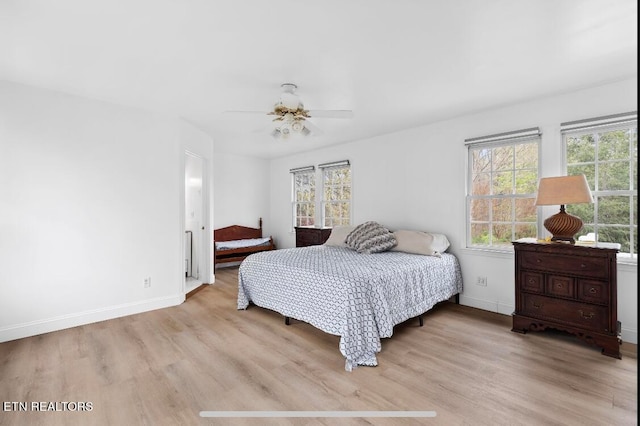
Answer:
295, 227, 332, 247
512, 241, 621, 358
214, 218, 275, 269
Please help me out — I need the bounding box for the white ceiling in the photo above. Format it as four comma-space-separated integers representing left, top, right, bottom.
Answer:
1, 0, 637, 159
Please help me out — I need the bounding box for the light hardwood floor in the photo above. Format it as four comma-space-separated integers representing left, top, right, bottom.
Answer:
1, 267, 636, 426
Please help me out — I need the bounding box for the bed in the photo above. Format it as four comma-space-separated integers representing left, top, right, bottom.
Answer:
237, 239, 463, 371
214, 218, 276, 269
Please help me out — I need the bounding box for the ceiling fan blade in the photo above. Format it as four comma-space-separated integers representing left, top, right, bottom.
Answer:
307, 110, 353, 119
303, 119, 324, 136
223, 110, 268, 116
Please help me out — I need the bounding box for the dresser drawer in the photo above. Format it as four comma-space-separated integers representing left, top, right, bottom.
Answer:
521, 294, 609, 332
295, 227, 332, 247
577, 279, 609, 305
296, 231, 320, 245
520, 271, 544, 294
546, 275, 575, 298
519, 251, 608, 279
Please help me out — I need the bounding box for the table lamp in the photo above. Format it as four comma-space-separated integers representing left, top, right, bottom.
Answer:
534, 174, 594, 243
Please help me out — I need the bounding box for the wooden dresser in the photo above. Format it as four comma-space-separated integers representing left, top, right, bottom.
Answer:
512, 241, 621, 358
295, 227, 332, 247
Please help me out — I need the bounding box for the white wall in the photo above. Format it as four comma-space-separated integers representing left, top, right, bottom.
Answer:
0, 81, 213, 342
213, 151, 272, 240
269, 77, 638, 344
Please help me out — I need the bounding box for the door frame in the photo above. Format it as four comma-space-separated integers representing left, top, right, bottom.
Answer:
182, 150, 211, 294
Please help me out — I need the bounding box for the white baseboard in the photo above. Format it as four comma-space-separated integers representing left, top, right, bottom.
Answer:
0, 294, 184, 343
459, 295, 514, 316
621, 327, 637, 345
458, 295, 637, 345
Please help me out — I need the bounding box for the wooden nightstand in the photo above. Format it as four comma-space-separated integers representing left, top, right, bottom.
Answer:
512, 241, 621, 358
295, 227, 332, 247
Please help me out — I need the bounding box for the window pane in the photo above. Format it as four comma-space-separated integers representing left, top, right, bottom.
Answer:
515, 170, 537, 193
473, 149, 491, 173
598, 130, 629, 161
514, 143, 538, 169
492, 171, 513, 195
471, 223, 490, 245
470, 199, 490, 221
566, 134, 595, 163
492, 146, 514, 171
472, 173, 490, 195
492, 224, 513, 246
492, 199, 512, 222
515, 223, 537, 240
599, 162, 630, 191
598, 195, 631, 225
514, 198, 537, 222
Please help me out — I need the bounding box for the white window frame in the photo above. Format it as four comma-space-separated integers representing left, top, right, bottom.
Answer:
319, 160, 351, 227
465, 128, 541, 251
290, 165, 316, 229
561, 112, 637, 261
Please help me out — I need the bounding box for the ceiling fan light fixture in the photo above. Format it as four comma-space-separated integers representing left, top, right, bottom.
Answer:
291, 120, 304, 132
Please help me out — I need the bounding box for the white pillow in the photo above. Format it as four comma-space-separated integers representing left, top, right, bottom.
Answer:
426, 232, 450, 253
323, 225, 356, 247
390, 230, 450, 256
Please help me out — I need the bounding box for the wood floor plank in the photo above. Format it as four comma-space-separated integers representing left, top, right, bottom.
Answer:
0, 266, 636, 426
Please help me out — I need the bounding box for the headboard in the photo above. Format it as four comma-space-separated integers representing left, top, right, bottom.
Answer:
214, 218, 263, 242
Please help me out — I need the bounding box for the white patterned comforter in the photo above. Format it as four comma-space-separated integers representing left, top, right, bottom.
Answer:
237, 245, 463, 371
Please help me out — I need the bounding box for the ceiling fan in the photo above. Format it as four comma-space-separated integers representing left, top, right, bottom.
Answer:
226, 83, 353, 139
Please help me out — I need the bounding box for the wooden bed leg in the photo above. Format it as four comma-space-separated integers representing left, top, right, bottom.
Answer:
418, 315, 423, 327
455, 294, 460, 304
285, 316, 290, 326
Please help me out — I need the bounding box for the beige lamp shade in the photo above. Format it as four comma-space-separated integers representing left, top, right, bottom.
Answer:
535, 174, 594, 206
535, 174, 593, 243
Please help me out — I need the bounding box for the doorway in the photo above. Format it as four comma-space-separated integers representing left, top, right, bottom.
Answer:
184, 152, 204, 293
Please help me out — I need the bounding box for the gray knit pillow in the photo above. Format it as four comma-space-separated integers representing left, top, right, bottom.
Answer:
346, 221, 397, 254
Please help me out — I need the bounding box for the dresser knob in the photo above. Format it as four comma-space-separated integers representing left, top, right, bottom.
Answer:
533, 302, 541, 309
589, 287, 597, 294
580, 263, 586, 268
557, 283, 563, 288
529, 278, 535, 284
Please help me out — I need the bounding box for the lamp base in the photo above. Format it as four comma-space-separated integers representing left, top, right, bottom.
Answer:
543, 206, 584, 244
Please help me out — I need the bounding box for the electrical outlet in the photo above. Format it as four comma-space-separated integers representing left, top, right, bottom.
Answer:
476, 276, 487, 286
143, 277, 151, 288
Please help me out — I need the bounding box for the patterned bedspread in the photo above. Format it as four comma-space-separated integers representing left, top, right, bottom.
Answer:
237, 245, 463, 371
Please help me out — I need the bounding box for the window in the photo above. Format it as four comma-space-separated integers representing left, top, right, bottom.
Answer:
291, 166, 315, 227
562, 112, 637, 258
466, 128, 541, 249
320, 160, 351, 227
